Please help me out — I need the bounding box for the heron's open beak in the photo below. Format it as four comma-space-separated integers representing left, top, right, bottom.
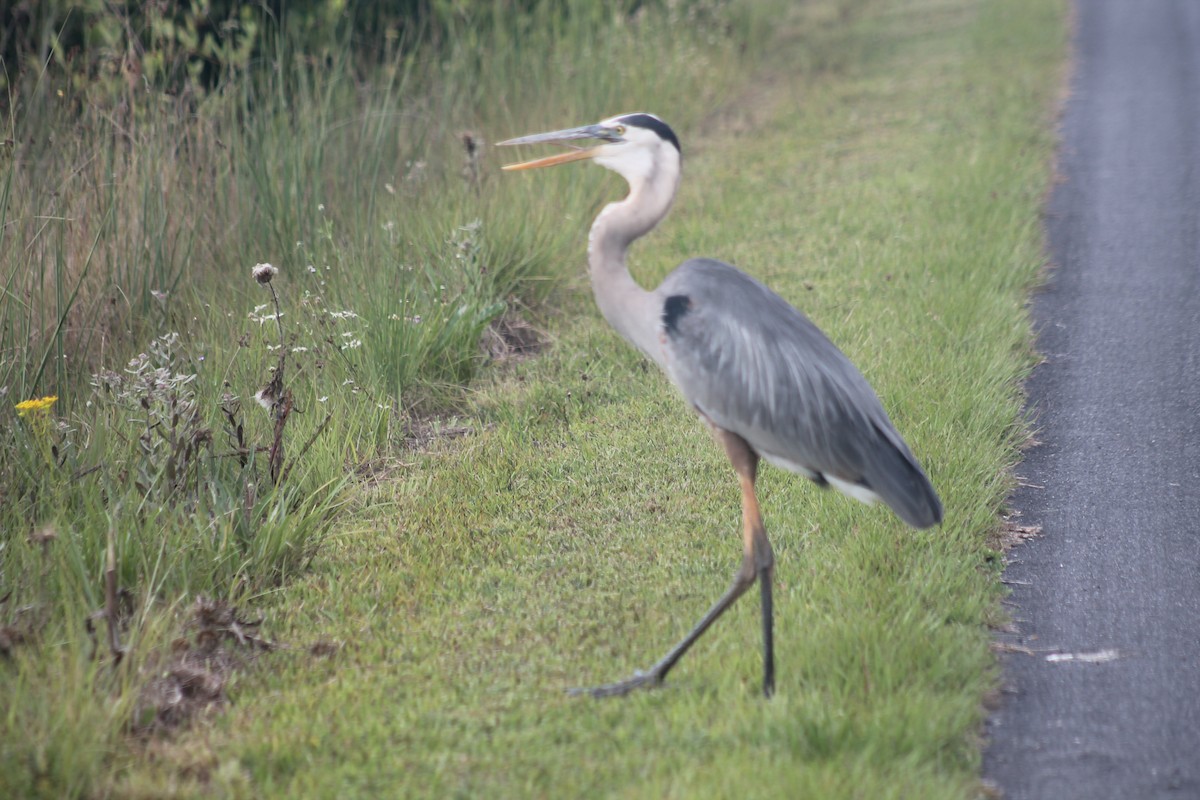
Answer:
500, 147, 598, 171
497, 123, 616, 171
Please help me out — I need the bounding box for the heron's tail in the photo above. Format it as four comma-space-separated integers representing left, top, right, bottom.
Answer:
864, 421, 943, 529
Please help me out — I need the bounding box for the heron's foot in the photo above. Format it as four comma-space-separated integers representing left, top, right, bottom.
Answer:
567, 668, 667, 699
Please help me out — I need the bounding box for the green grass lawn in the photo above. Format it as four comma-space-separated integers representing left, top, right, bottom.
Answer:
101, 0, 1064, 796
1, 0, 1063, 795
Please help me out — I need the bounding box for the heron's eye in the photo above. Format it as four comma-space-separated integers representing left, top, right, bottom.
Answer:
614, 124, 626, 136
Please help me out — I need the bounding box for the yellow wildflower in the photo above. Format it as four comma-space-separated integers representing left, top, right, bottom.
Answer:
15, 395, 57, 418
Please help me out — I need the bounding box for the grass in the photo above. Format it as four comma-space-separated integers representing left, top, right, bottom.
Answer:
0, 0, 1065, 795
0, 2, 761, 797
93, 0, 1061, 796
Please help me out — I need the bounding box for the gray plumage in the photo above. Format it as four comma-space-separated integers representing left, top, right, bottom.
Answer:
500, 112, 942, 699
657, 258, 942, 529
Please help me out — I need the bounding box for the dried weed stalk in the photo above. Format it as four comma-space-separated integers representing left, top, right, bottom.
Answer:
252, 262, 333, 486
460, 130, 483, 191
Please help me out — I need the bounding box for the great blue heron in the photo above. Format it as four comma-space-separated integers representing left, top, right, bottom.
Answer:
499, 112, 942, 699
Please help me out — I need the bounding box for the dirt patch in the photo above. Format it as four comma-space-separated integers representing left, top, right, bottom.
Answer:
396, 416, 479, 451
133, 597, 274, 736
481, 312, 546, 362
0, 616, 35, 659
353, 413, 489, 487
353, 454, 418, 487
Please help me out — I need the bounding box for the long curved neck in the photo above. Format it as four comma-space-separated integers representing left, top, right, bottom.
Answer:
586, 160, 680, 365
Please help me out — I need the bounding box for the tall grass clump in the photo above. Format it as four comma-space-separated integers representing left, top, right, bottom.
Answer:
0, 1, 762, 796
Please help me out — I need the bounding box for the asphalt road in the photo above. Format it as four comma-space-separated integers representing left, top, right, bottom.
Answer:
982, 1, 1200, 797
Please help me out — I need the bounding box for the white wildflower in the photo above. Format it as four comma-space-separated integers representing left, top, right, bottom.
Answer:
248, 308, 283, 326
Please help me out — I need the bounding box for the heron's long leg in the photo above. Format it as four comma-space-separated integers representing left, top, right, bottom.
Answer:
574, 429, 776, 699
760, 551, 775, 696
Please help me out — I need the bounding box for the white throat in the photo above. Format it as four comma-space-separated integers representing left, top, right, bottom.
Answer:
585, 144, 681, 365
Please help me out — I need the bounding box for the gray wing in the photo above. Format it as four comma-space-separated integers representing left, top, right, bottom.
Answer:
657, 258, 942, 529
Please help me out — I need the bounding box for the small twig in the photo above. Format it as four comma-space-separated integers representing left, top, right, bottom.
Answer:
267, 282, 285, 352
279, 411, 333, 485
268, 388, 293, 486
105, 523, 126, 663
243, 478, 256, 529
220, 394, 250, 468
213, 446, 269, 460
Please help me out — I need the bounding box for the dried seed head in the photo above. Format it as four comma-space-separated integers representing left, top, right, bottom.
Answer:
28, 525, 58, 548
252, 263, 278, 285
460, 130, 481, 157
254, 387, 276, 411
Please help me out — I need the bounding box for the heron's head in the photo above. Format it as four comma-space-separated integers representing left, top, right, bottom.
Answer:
498, 113, 681, 186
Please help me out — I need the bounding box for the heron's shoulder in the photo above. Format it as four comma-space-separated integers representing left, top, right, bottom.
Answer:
659, 258, 818, 337
660, 259, 782, 320
662, 258, 767, 295
656, 258, 867, 399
